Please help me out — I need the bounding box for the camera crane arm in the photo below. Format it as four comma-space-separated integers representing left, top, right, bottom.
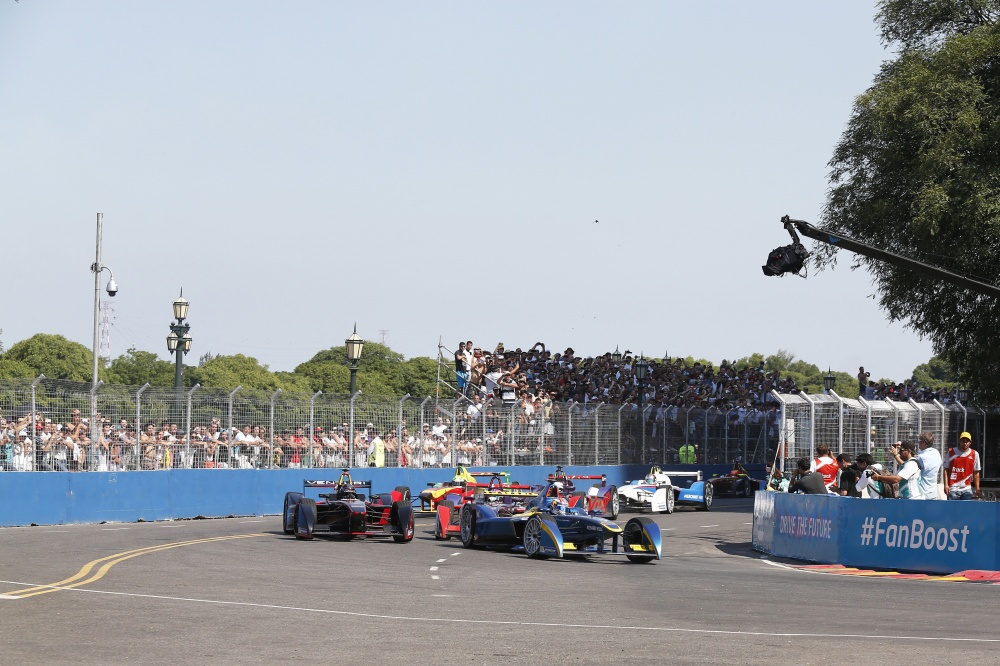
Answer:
769, 215, 1000, 300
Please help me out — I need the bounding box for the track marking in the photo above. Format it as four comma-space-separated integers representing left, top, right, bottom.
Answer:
101, 528, 129, 531
43, 531, 70, 533
239, 520, 263, 524
429, 567, 439, 572
431, 576, 440, 580
0, 583, 997, 643
436, 559, 447, 563
699, 525, 719, 528
1, 533, 266, 599
743, 522, 753, 525
450, 552, 461, 556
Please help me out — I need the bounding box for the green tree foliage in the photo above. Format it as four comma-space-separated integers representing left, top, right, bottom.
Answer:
105, 348, 176, 387
2, 334, 95, 381
911, 354, 958, 390
188, 354, 298, 391
820, 1, 1000, 402
0, 357, 36, 380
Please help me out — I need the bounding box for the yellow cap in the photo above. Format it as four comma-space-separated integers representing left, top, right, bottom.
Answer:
960, 431, 972, 441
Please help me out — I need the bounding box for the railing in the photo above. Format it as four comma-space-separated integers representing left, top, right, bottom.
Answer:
0, 375, 779, 471
772, 389, 982, 474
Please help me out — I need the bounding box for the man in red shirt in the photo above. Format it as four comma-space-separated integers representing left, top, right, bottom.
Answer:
811, 444, 839, 493
945, 431, 981, 500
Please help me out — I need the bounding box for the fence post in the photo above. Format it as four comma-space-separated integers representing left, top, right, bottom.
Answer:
228, 385, 242, 467
269, 388, 282, 469
310, 390, 322, 469
595, 403, 603, 465
88, 380, 103, 472
617, 404, 628, 465
136, 383, 149, 470
186, 384, 200, 469
566, 401, 577, 466
860, 396, 873, 454
31, 375, 44, 471
398, 394, 409, 467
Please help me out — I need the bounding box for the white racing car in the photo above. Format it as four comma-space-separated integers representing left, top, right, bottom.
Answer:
618, 466, 713, 514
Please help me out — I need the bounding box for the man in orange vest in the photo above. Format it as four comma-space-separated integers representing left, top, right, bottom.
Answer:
811, 444, 839, 493
945, 432, 981, 500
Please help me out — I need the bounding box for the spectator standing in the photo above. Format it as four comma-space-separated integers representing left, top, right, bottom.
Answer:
854, 453, 883, 499
811, 444, 839, 492
454, 341, 469, 395
871, 441, 922, 499
835, 453, 861, 497
788, 458, 828, 494
915, 431, 943, 500
679, 441, 696, 464
945, 432, 981, 500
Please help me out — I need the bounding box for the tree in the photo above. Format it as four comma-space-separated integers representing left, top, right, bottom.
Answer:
820, 1, 1000, 401
2, 334, 94, 381
105, 348, 176, 387
187, 354, 290, 391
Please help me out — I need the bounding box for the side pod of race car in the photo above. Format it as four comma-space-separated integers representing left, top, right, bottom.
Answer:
458, 480, 662, 563
282, 469, 414, 542
619, 466, 712, 513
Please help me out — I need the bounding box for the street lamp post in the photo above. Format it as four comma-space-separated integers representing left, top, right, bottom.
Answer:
823, 368, 836, 394
345, 324, 364, 397
91, 213, 119, 387
634, 355, 650, 462
167, 291, 192, 421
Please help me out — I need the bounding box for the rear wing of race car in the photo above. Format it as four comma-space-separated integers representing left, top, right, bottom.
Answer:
303, 479, 373, 491
547, 466, 607, 485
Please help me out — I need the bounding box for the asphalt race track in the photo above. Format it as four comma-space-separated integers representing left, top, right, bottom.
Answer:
1, 498, 997, 665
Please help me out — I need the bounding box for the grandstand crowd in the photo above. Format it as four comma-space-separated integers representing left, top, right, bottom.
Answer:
0, 342, 961, 471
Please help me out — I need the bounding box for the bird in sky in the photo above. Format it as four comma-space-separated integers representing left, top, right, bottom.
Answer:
594, 220, 599, 224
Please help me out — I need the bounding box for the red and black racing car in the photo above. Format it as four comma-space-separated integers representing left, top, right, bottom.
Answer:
282, 469, 414, 542
546, 466, 620, 519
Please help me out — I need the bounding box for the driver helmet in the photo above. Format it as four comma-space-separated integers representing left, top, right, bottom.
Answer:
644, 474, 656, 484
550, 481, 564, 497
729, 469, 740, 477
550, 497, 569, 515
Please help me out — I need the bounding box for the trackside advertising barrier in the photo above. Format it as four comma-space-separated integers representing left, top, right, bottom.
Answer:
753, 492, 999, 574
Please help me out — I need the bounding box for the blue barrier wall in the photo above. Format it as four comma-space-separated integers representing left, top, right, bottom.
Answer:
0, 463, 753, 528
753, 492, 999, 574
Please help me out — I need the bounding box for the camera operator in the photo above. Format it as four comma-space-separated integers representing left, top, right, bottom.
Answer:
869, 441, 922, 499
835, 453, 861, 497
854, 453, 883, 499
787, 457, 828, 494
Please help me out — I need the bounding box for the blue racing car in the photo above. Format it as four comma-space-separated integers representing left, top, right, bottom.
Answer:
457, 480, 662, 562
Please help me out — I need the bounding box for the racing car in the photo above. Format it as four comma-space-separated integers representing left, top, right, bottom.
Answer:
434, 485, 535, 540
546, 466, 620, 519
457, 480, 662, 562
418, 465, 533, 512
707, 461, 760, 497
282, 469, 414, 542
618, 466, 712, 513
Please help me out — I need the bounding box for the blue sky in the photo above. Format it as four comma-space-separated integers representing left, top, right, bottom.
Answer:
0, 1, 934, 381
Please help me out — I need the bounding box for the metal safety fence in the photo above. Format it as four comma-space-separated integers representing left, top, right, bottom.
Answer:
772, 389, 983, 474
0, 376, 784, 471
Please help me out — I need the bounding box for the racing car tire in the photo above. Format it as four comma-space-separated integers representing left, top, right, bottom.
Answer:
523, 514, 551, 559
605, 486, 620, 519
697, 481, 714, 511
435, 500, 454, 540
394, 486, 412, 504
459, 504, 478, 548
624, 516, 657, 563
295, 498, 317, 540
661, 488, 675, 514
393, 501, 415, 543
741, 480, 754, 498
283, 492, 303, 535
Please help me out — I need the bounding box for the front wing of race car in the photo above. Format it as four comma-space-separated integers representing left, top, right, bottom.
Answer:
459, 502, 662, 562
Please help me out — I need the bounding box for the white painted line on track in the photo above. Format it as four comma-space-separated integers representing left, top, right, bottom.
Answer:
1, 581, 996, 643
239, 520, 263, 524
699, 525, 719, 528
431, 594, 451, 598
0, 595, 22, 600
743, 522, 753, 525
42, 531, 70, 533
431, 575, 440, 580
101, 528, 129, 531
436, 559, 447, 563
450, 552, 461, 556
429, 567, 439, 572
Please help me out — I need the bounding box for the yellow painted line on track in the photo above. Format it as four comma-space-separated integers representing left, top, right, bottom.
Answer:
3, 533, 266, 599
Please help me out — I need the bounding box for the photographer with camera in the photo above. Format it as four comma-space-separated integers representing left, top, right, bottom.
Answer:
869, 441, 922, 499
835, 453, 861, 497
854, 453, 884, 499
787, 457, 828, 494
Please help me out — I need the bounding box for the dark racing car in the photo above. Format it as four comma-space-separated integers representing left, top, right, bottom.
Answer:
707, 461, 761, 498
457, 480, 662, 562
282, 469, 414, 542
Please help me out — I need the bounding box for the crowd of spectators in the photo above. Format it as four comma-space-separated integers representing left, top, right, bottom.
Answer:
452, 340, 800, 412
856, 366, 958, 404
